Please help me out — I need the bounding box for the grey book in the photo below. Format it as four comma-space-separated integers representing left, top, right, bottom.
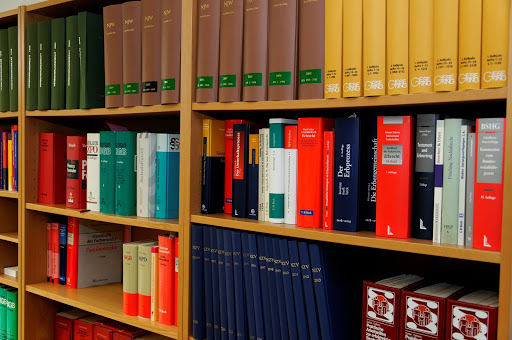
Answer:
465, 132, 476, 247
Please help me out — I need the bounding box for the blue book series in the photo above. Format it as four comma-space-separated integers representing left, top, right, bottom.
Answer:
273, 238, 289, 340
248, 234, 265, 340
223, 230, 236, 340
232, 231, 247, 340
240, 233, 256, 340
191, 225, 204, 340
59, 224, 67, 285
203, 227, 214, 340
264, 237, 281, 340
210, 228, 221, 340
217, 230, 228, 340
298, 241, 320, 339
256, 235, 273, 340
288, 240, 308, 340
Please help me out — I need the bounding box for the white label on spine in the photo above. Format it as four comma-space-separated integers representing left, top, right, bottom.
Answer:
86, 133, 100, 211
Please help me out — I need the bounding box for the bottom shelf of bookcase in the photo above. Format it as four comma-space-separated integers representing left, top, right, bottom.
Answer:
0, 273, 18, 288
26, 282, 178, 339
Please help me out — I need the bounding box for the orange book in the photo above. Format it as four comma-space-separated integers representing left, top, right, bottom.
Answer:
322, 131, 334, 229
158, 234, 175, 325
174, 236, 179, 326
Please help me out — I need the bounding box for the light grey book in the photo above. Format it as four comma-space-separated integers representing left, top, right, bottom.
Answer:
465, 132, 476, 247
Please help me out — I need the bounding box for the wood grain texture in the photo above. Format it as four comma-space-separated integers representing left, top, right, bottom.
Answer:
0, 273, 18, 288
0, 232, 18, 243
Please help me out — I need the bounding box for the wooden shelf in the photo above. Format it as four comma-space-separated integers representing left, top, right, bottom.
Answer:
26, 104, 180, 118
0, 190, 18, 199
0, 112, 19, 119
26, 282, 178, 339
191, 214, 501, 264
0, 274, 18, 288
192, 88, 507, 111
0, 8, 18, 20
26, 203, 180, 232
0, 232, 18, 243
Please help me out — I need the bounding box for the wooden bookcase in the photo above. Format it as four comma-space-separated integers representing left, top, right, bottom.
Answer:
0, 0, 507, 339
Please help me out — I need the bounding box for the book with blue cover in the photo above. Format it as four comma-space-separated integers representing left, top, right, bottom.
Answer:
203, 227, 214, 340
256, 235, 273, 340
288, 240, 309, 340
248, 234, 265, 340
273, 238, 290, 340
223, 230, 236, 340
309, 243, 333, 340
155, 134, 180, 218
298, 241, 320, 339
191, 224, 204, 340
210, 228, 221, 340
217, 229, 228, 340
280, 238, 298, 339
59, 223, 67, 285
231, 231, 247, 340
241, 233, 256, 340
264, 236, 281, 340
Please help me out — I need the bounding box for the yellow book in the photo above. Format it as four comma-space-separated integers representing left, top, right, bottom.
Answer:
324, 0, 343, 98
202, 119, 226, 158
342, 0, 362, 97
458, 0, 482, 90
433, 0, 458, 91
363, 0, 385, 96
482, 0, 510, 88
7, 138, 12, 191
409, 0, 434, 93
387, 0, 408, 95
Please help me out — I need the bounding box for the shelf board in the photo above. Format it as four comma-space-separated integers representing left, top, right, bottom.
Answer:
0, 112, 19, 119
0, 190, 18, 199
192, 88, 507, 111
26, 104, 180, 118
0, 274, 18, 288
191, 214, 501, 264
0, 8, 17, 20
26, 282, 178, 339
0, 232, 18, 243
26, 203, 180, 232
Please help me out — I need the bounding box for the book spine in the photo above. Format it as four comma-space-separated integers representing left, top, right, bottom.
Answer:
47, 223, 52, 281
231, 231, 247, 339
298, 241, 320, 338
258, 129, 265, 221
248, 134, 259, 220
409, 0, 434, 93
174, 237, 179, 326
309, 243, 332, 340
66, 217, 78, 288
141, 0, 161, 105
324, 0, 342, 99
192, 225, 204, 338
115, 131, 137, 216
272, 238, 290, 339
37, 21, 51, 110
100, 131, 116, 214
58, 224, 67, 286
201, 120, 225, 214
223, 230, 236, 340
162, 134, 179, 218
458, 125, 472, 245
264, 237, 281, 340
7, 136, 11, 191
386, 0, 408, 95
52, 223, 60, 284
2, 132, 6, 190
103, 4, 123, 108
50, 19, 66, 110
5, 290, 17, 340
322, 131, 334, 229
363, 0, 386, 96
241, 233, 256, 340
432, 120, 444, 243
458, 0, 482, 90
66, 136, 87, 209
203, 229, 214, 339
255, 235, 273, 340
342, 0, 362, 97
161, 0, 181, 104
158, 234, 175, 325
433, 0, 458, 92
12, 128, 16, 191
264, 128, 270, 221
279, 238, 298, 339
122, 1, 142, 107
225, 120, 250, 214
86, 133, 100, 211
26, 23, 39, 110
151, 245, 159, 321
137, 133, 157, 218
284, 125, 298, 225
138, 243, 154, 319
65, 15, 79, 109
0, 288, 5, 339
0, 30, 8, 112
155, 133, 168, 218
217, 230, 228, 338
210, 231, 221, 338
287, 240, 308, 340
7, 27, 17, 112
465, 132, 476, 247
359, 118, 377, 231
232, 124, 251, 218
123, 243, 139, 316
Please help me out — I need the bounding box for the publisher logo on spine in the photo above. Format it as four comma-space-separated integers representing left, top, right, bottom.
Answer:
405, 297, 439, 335
367, 287, 395, 324
451, 306, 490, 339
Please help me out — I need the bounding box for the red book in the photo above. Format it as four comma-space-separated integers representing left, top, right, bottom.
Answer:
74, 316, 104, 340
54, 309, 90, 340
473, 118, 506, 251
47, 223, 52, 281
66, 216, 79, 288
2, 131, 7, 190
66, 136, 88, 209
322, 131, 334, 230
376, 116, 413, 238
94, 325, 113, 340
296, 118, 334, 228
52, 222, 60, 284
174, 236, 179, 326
158, 234, 175, 325
94, 319, 146, 338
38, 133, 67, 204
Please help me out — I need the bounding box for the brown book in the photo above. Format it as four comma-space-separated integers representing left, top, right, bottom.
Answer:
103, 4, 123, 108
242, 0, 268, 101
161, 0, 181, 104
195, 0, 221, 102
122, 1, 142, 107
218, 0, 244, 102
267, 0, 298, 101
298, 0, 324, 99
142, 0, 161, 105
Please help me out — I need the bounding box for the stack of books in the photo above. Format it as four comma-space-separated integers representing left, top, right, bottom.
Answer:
0, 26, 17, 112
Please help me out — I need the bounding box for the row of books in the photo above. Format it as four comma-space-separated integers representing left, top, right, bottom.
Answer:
37, 132, 180, 218
0, 27, 17, 112
0, 125, 18, 192
0, 286, 17, 340
55, 309, 169, 339
122, 234, 179, 326
201, 116, 506, 251
26, 13, 105, 111
195, 0, 509, 103
103, 0, 181, 108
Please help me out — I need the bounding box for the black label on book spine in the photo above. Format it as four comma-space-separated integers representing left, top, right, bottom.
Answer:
142, 81, 158, 93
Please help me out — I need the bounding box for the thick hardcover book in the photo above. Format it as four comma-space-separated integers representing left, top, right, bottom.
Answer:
334, 117, 361, 232
433, 0, 458, 92
473, 118, 506, 251
95, 319, 147, 338
458, 125, 474, 245
0, 30, 8, 112
280, 238, 298, 339
210, 229, 221, 339
376, 116, 414, 238
38, 133, 67, 204
100, 131, 116, 214
203, 228, 214, 340
409, 0, 434, 93
103, 4, 123, 108
137, 133, 157, 218
432, 120, 444, 243
218, 0, 244, 102
324, 0, 342, 99
78, 12, 105, 109
55, 310, 90, 340
5, 290, 17, 340
7, 27, 17, 112
323, 129, 334, 230
298, 241, 320, 339
66, 15, 80, 109
158, 234, 175, 325
155, 134, 180, 219
256, 235, 273, 340
458, 0, 482, 90
232, 231, 247, 340
248, 134, 259, 220
273, 238, 290, 340
66, 217, 79, 289
94, 325, 113, 339
141, 0, 161, 105
363, 0, 385, 96
0, 287, 6, 339
123, 240, 149, 315
74, 315, 104, 340
86, 133, 100, 211
465, 132, 476, 247
412, 114, 439, 240
224, 231, 236, 340
359, 118, 377, 231
50, 19, 66, 110
240, 233, 255, 340
37, 21, 51, 110
217, 229, 228, 339
297, 118, 334, 228
66, 136, 87, 209
122, 1, 142, 107
192, 225, 204, 339
285, 125, 298, 225
342, 0, 362, 97
115, 131, 137, 216
267, 0, 298, 101
288, 240, 308, 340
246, 234, 264, 340
387, 0, 408, 95
242, 0, 268, 101
161, 0, 181, 104
26, 22, 39, 110
264, 237, 281, 340
174, 237, 179, 326
59, 224, 67, 285
138, 241, 158, 319
201, 119, 225, 214
195, 0, 221, 103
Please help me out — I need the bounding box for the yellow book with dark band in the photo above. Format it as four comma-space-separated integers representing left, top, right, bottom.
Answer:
363, 0, 386, 96
324, 0, 343, 98
201, 119, 226, 214
409, 0, 434, 93
342, 0, 362, 97
387, 0, 408, 95
458, 0, 482, 90
481, 0, 510, 88
433, 0, 458, 92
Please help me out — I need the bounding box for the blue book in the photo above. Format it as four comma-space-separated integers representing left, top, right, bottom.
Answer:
256, 235, 273, 340
279, 239, 297, 339
264, 236, 281, 340
334, 117, 361, 231
210, 229, 221, 340
192, 225, 205, 340
308, 243, 332, 340
241, 233, 256, 340
359, 117, 377, 231
287, 241, 308, 340
247, 134, 259, 220
248, 234, 265, 340
13, 129, 17, 191
217, 230, 228, 340
232, 232, 247, 340
297, 241, 320, 339
155, 134, 180, 218
203, 227, 214, 340
223, 230, 236, 340
58, 224, 67, 285
272, 238, 289, 340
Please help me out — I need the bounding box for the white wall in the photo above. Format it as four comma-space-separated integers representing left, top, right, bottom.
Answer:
0, 0, 46, 12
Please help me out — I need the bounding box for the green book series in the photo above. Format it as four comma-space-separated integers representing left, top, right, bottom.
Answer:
51, 18, 66, 110
0, 30, 8, 112
115, 131, 137, 216
0, 287, 6, 340
66, 15, 79, 109
26, 22, 38, 111
100, 131, 116, 214
5, 289, 16, 340
37, 20, 51, 110
8, 27, 17, 112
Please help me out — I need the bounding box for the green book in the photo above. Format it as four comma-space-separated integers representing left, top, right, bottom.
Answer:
26, 22, 38, 111
0, 286, 6, 340
50, 18, 66, 110
100, 131, 116, 214
8, 27, 17, 112
37, 20, 51, 110
78, 12, 105, 109
0, 30, 8, 112
66, 15, 79, 109
5, 289, 16, 340
115, 131, 137, 216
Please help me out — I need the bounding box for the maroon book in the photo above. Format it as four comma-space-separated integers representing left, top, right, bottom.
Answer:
66, 136, 87, 209
161, 0, 181, 104
141, 0, 161, 105
122, 1, 142, 107
38, 133, 67, 204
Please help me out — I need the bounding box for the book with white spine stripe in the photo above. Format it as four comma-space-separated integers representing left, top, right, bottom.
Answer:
432, 120, 444, 243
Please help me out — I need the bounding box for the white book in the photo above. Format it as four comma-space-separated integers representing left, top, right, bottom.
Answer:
137, 133, 157, 218
284, 127, 298, 225
86, 133, 100, 211
432, 120, 444, 243
258, 129, 265, 221
465, 132, 476, 247
263, 128, 270, 221
457, 125, 472, 246
3, 266, 18, 278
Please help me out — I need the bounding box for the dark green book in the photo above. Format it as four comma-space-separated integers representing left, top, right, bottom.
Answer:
115, 131, 136, 216
78, 12, 105, 109
37, 20, 51, 110
100, 131, 116, 214
5, 289, 16, 340
8, 27, 17, 112
26, 22, 38, 111
66, 15, 79, 109
0, 286, 6, 340
50, 18, 65, 110
0, 30, 8, 112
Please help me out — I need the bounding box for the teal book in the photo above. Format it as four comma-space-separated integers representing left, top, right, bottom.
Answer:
5, 289, 16, 340
66, 15, 79, 109
0, 30, 8, 112
100, 131, 116, 214
26, 22, 38, 111
155, 133, 180, 219
37, 20, 51, 110
78, 12, 105, 109
115, 131, 137, 216
0, 286, 6, 340
7, 27, 17, 112
51, 18, 66, 110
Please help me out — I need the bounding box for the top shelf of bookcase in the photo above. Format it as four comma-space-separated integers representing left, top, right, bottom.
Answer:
25, 104, 181, 118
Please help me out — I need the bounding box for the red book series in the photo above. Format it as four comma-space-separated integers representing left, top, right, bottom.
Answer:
158, 234, 175, 325
52, 222, 60, 284
174, 236, 179, 326
74, 316, 104, 340
94, 325, 114, 340
66, 216, 79, 288
54, 309, 90, 340
95, 319, 147, 339
38, 133, 67, 204
66, 136, 88, 209
322, 131, 334, 230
